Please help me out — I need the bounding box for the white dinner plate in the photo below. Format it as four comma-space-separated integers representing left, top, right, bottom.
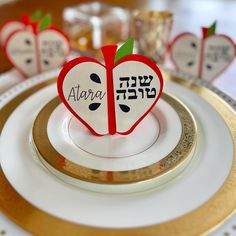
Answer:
32, 92, 196, 193
46, 97, 182, 169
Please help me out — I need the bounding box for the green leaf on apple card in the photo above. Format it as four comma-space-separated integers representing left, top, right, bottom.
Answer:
207, 21, 217, 37
39, 14, 51, 31
114, 38, 134, 64
31, 10, 42, 21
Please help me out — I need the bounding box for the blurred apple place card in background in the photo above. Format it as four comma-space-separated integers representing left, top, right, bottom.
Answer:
170, 21, 235, 82
57, 38, 163, 136
0, 10, 70, 77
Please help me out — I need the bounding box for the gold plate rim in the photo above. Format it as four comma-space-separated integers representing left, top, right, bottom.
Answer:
0, 71, 235, 235
32, 93, 197, 184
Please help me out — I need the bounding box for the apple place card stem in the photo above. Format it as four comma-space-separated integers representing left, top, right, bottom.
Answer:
101, 45, 118, 134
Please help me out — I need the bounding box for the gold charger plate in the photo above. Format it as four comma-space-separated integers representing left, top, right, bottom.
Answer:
0, 71, 236, 236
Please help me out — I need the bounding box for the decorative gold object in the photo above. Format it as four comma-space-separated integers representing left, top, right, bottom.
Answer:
133, 11, 173, 64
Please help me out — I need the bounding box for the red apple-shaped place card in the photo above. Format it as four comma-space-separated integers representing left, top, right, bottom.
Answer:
58, 38, 163, 136
1, 11, 70, 77
170, 21, 236, 82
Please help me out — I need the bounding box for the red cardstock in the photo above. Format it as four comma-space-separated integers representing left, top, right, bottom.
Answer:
58, 45, 164, 136
1, 15, 70, 77
170, 26, 235, 82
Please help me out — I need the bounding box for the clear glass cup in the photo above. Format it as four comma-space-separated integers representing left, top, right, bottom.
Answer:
63, 2, 131, 57
133, 11, 173, 64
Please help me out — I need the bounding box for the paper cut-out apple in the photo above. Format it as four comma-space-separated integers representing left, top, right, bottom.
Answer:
170, 22, 235, 82
58, 39, 163, 136
1, 12, 70, 77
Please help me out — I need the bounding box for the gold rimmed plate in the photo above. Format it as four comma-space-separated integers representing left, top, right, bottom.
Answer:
0, 70, 235, 235
31, 93, 197, 193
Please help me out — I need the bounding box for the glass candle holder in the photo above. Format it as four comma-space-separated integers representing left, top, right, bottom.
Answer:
133, 11, 173, 64
63, 2, 131, 57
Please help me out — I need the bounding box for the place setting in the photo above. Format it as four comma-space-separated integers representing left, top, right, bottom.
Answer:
0, 2, 236, 236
